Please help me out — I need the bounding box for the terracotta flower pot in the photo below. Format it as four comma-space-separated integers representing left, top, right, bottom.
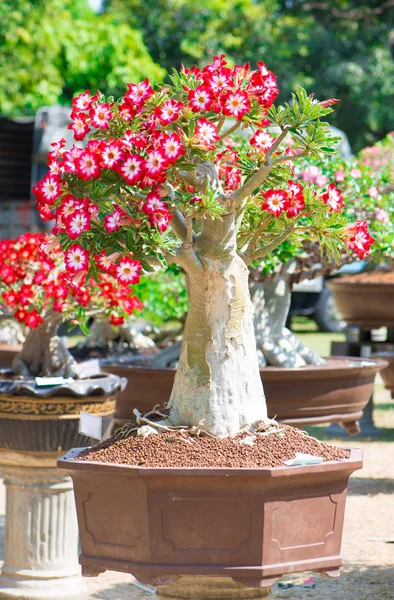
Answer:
373, 352, 394, 396
0, 344, 22, 367
58, 446, 362, 587
107, 357, 386, 435
327, 276, 394, 329
0, 371, 126, 453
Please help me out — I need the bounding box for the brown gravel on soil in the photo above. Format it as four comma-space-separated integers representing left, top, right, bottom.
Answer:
78, 424, 349, 468
337, 271, 394, 284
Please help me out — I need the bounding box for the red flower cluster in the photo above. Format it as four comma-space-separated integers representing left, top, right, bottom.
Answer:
262, 181, 305, 218
343, 221, 375, 259
0, 234, 141, 329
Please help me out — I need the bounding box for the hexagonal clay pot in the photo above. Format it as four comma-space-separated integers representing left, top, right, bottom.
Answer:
107, 357, 386, 435
327, 278, 394, 329
0, 371, 126, 453
58, 447, 362, 588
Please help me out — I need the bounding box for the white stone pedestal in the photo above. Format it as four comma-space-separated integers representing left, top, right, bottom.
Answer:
0, 452, 87, 600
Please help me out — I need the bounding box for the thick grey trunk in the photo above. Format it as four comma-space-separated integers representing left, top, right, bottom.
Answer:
168, 214, 268, 437
83, 319, 158, 356
12, 315, 79, 378
251, 271, 326, 367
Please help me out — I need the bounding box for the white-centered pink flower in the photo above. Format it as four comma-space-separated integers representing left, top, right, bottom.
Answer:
368, 186, 379, 198
118, 154, 144, 185
188, 86, 213, 112
65, 245, 89, 273
321, 183, 343, 212
262, 189, 290, 216
222, 90, 250, 119
115, 258, 142, 284
162, 133, 185, 163
77, 151, 100, 180
145, 150, 168, 177
194, 119, 219, 149
250, 130, 273, 152
66, 211, 91, 240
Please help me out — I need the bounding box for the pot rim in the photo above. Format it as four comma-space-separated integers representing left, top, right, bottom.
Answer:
99, 356, 388, 375
57, 446, 363, 477
327, 279, 394, 290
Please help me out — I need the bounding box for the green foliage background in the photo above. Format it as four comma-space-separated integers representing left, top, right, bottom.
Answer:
1, 1, 393, 151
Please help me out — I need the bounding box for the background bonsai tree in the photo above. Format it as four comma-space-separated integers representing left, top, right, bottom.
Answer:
0, 232, 141, 378
36, 56, 372, 436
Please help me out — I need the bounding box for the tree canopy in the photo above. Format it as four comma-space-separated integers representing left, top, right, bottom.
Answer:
106, 0, 394, 151
0, 0, 165, 116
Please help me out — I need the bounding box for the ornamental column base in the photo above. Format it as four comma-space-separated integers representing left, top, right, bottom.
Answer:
0, 451, 87, 600
157, 577, 271, 600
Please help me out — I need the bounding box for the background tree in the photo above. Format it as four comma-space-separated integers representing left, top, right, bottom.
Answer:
0, 0, 165, 117
106, 0, 394, 151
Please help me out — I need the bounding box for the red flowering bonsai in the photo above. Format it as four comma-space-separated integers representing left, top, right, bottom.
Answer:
0, 233, 141, 378
35, 56, 373, 436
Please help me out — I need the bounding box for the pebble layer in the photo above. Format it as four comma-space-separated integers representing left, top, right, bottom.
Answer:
78, 425, 349, 468
339, 271, 394, 284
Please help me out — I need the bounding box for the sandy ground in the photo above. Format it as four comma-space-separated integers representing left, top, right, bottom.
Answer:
0, 386, 393, 600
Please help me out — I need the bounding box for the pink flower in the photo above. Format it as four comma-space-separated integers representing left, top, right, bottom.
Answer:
321, 184, 343, 212
35, 174, 61, 205
100, 141, 125, 168
77, 151, 101, 180
188, 86, 213, 112
368, 186, 379, 198
145, 149, 168, 178
90, 103, 113, 129
250, 130, 273, 152
262, 189, 290, 216
124, 79, 154, 108
148, 210, 173, 232
95, 251, 114, 273
344, 221, 374, 259
104, 208, 131, 232
315, 174, 328, 186
118, 154, 145, 185
154, 100, 183, 125
194, 119, 219, 149
66, 211, 91, 240
286, 181, 305, 218
375, 208, 389, 223
350, 168, 362, 179
222, 90, 250, 120
65, 245, 89, 273
142, 192, 166, 214
114, 257, 142, 284
335, 169, 346, 182
68, 112, 90, 141
72, 90, 96, 112
301, 165, 321, 182
161, 133, 185, 163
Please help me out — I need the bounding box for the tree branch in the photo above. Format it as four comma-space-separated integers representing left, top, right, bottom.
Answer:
245, 215, 274, 254
170, 209, 197, 242
247, 225, 294, 263
273, 151, 309, 165
219, 121, 241, 140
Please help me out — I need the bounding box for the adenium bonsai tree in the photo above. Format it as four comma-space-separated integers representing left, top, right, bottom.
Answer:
250, 132, 394, 368
0, 232, 141, 378
35, 56, 373, 436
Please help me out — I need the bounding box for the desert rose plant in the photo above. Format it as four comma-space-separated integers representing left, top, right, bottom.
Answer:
249, 132, 393, 368
35, 56, 373, 436
0, 232, 141, 378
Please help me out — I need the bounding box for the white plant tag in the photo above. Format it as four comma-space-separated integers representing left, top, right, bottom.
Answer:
285, 453, 323, 467
79, 412, 103, 440
35, 376, 71, 386
76, 359, 101, 379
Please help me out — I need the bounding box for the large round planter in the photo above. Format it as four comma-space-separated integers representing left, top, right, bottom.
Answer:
0, 371, 126, 453
107, 357, 386, 434
0, 344, 22, 367
327, 276, 394, 329
373, 352, 394, 396
58, 446, 362, 587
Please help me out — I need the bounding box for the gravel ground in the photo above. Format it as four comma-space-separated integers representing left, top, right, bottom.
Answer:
0, 386, 393, 599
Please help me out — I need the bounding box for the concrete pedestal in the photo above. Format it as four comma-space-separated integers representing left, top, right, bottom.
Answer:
157, 577, 271, 600
0, 451, 87, 600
